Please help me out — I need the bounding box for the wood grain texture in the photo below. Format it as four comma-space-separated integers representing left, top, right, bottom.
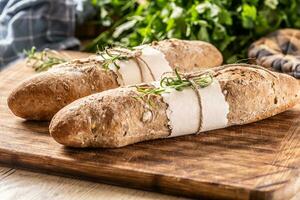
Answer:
0, 166, 186, 200
0, 51, 300, 200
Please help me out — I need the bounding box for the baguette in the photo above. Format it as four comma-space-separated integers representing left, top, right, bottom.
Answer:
49, 64, 300, 148
8, 39, 222, 120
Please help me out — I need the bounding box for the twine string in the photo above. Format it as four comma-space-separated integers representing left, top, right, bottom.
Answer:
102, 47, 156, 84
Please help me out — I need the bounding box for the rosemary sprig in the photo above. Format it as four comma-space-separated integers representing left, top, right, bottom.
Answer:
134, 69, 213, 106
24, 47, 66, 72
96, 45, 137, 71
137, 69, 213, 95
97, 48, 130, 70
134, 86, 165, 108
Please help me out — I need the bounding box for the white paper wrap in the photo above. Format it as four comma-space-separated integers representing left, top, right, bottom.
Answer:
108, 46, 172, 85
159, 80, 229, 137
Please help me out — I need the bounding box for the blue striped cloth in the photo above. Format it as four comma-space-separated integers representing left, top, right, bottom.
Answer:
0, 0, 80, 68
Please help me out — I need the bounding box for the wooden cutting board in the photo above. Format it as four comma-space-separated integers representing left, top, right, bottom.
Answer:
0, 52, 300, 200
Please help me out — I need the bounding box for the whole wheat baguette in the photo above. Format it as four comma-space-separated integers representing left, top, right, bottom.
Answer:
8, 39, 222, 120
49, 64, 300, 148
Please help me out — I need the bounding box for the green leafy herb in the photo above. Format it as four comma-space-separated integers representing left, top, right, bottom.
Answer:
135, 69, 213, 105
97, 48, 130, 70
24, 47, 66, 72
86, 0, 300, 63
159, 69, 213, 91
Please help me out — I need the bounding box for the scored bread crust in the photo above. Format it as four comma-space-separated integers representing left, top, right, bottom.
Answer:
49, 65, 300, 148
8, 39, 223, 120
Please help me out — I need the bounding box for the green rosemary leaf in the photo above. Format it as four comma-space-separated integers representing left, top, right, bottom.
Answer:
194, 74, 213, 88
105, 49, 114, 57
174, 68, 182, 82
24, 47, 66, 72
24, 47, 37, 59
96, 48, 132, 71
135, 70, 214, 105
113, 62, 121, 70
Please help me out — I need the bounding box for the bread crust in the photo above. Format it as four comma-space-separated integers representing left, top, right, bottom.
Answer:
49, 65, 300, 148
8, 60, 118, 120
50, 88, 170, 147
153, 39, 223, 72
216, 66, 300, 125
8, 39, 222, 120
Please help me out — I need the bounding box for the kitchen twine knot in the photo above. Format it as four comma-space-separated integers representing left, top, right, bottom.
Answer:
183, 70, 215, 135
161, 69, 215, 135
103, 47, 156, 83
160, 63, 278, 135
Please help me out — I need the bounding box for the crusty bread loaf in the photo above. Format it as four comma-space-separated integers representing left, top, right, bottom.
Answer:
152, 39, 223, 72
49, 64, 300, 148
8, 39, 222, 120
